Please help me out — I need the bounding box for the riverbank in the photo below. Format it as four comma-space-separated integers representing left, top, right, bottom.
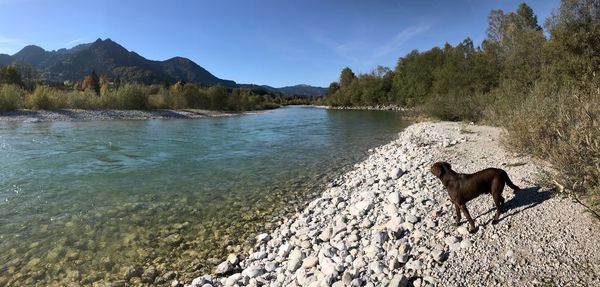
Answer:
183, 121, 600, 287
0, 109, 244, 122
315, 105, 409, 112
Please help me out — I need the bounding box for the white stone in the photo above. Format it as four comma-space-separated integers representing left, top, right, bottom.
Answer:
249, 251, 267, 260
243, 266, 264, 278
226, 253, 238, 265
319, 258, 338, 276
214, 261, 231, 275
460, 240, 473, 249
389, 274, 409, 287
444, 236, 460, 245
256, 233, 270, 243
302, 256, 318, 269
289, 249, 303, 260
390, 168, 404, 180
387, 192, 400, 204
224, 273, 241, 286
287, 258, 302, 272
405, 214, 419, 223
278, 243, 293, 257
456, 226, 469, 235
319, 227, 332, 242
405, 259, 422, 270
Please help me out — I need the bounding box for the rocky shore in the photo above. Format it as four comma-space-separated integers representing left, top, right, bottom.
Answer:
182, 122, 600, 287
0, 109, 242, 122
316, 105, 409, 112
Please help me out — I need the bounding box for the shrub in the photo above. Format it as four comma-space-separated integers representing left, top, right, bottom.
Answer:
113, 84, 149, 109
500, 80, 600, 213
0, 84, 26, 111
27, 85, 62, 110
423, 92, 484, 122
64, 90, 102, 109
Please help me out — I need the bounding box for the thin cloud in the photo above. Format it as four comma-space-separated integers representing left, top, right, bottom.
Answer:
66, 38, 86, 46
373, 24, 431, 59
311, 23, 431, 69
312, 34, 364, 64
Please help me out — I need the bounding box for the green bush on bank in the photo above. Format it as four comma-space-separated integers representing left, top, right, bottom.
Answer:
0, 84, 26, 111
0, 82, 309, 112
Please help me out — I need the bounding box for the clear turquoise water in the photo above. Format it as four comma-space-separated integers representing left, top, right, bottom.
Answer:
0, 106, 408, 285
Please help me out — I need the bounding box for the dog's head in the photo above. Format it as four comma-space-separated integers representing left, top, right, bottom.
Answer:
430, 161, 452, 179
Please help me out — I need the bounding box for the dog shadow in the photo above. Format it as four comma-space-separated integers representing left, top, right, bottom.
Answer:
475, 186, 554, 224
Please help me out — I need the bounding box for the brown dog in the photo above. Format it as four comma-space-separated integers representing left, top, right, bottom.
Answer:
430, 161, 520, 233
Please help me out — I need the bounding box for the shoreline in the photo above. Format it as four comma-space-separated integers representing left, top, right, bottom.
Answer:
0, 109, 248, 123
314, 105, 409, 112
182, 121, 600, 287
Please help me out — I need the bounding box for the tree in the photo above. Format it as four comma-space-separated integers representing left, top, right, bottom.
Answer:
0, 65, 23, 86
99, 75, 109, 96
545, 0, 600, 84
487, 9, 505, 42
82, 70, 100, 94
339, 67, 356, 87
516, 3, 542, 31
208, 85, 227, 110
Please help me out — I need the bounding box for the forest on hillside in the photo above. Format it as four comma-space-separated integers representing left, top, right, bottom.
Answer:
326, 0, 600, 214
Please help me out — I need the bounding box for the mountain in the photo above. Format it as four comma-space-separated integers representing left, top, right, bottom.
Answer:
237, 84, 327, 97
0, 38, 236, 86
0, 54, 12, 66
277, 84, 327, 97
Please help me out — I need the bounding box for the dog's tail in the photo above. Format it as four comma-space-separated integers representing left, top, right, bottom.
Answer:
502, 171, 520, 191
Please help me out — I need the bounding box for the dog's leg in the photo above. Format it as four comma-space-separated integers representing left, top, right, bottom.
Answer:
453, 203, 461, 226
492, 194, 502, 224
459, 204, 478, 233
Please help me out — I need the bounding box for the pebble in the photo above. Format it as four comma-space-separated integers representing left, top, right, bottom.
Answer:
444, 236, 460, 245
243, 266, 264, 278
389, 274, 409, 287
387, 192, 401, 204
456, 226, 469, 235
460, 240, 473, 249
214, 261, 231, 275
302, 256, 318, 269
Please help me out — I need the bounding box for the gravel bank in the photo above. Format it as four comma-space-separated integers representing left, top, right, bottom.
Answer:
182, 121, 600, 287
0, 109, 242, 122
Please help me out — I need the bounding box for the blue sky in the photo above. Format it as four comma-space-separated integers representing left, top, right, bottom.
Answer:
0, 0, 559, 87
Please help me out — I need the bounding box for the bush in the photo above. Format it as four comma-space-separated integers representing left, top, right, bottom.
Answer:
0, 84, 26, 111
27, 85, 62, 110
64, 90, 103, 109
423, 92, 484, 122
501, 81, 600, 207
113, 84, 149, 109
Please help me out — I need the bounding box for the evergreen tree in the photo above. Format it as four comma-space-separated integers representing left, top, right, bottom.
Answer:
339, 67, 356, 87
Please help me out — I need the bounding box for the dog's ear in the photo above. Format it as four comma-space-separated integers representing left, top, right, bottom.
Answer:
443, 162, 452, 170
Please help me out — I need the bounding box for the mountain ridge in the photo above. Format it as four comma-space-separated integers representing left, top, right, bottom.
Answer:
1, 38, 237, 87
0, 38, 326, 96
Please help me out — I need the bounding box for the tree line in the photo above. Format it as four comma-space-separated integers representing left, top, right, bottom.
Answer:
326, 0, 600, 214
0, 67, 322, 112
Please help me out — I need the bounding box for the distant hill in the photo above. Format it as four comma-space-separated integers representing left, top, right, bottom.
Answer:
0, 38, 236, 86
277, 84, 327, 97
238, 84, 327, 97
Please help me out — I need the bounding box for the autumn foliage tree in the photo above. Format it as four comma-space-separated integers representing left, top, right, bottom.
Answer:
82, 70, 100, 94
